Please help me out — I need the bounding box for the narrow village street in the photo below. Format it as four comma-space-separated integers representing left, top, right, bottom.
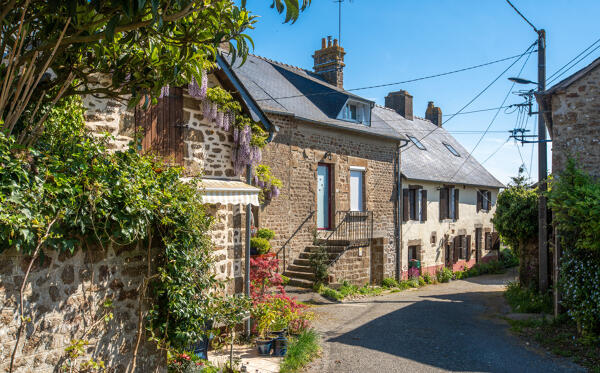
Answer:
303, 271, 584, 373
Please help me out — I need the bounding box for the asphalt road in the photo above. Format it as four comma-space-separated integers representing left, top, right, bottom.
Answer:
304, 271, 584, 373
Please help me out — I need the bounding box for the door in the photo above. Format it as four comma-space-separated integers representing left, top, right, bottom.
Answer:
317, 164, 331, 229
475, 228, 482, 263
350, 170, 364, 211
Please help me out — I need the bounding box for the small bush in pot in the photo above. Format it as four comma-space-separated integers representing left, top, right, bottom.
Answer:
256, 228, 275, 241
250, 237, 271, 255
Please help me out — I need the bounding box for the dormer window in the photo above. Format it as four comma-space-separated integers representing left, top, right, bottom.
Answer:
339, 99, 371, 126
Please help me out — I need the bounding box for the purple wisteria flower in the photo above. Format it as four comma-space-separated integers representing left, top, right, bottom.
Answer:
271, 185, 280, 197
159, 85, 170, 98
200, 69, 208, 99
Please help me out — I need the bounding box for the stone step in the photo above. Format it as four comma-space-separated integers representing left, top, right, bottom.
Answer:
298, 252, 338, 260
293, 258, 311, 266
284, 270, 315, 281
286, 277, 313, 288
305, 245, 347, 253
286, 264, 312, 273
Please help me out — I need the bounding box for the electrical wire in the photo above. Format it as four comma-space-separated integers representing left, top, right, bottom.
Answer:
505, 0, 538, 33
546, 36, 600, 82
547, 42, 600, 86
255, 50, 537, 102
447, 41, 534, 181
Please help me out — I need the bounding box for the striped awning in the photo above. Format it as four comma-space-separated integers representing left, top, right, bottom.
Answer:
200, 179, 260, 206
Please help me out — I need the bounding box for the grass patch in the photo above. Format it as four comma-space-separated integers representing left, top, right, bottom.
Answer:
507, 316, 600, 372
280, 329, 321, 373
315, 281, 382, 301
504, 281, 552, 314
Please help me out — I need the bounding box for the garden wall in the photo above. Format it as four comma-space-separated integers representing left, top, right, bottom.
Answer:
0, 244, 163, 372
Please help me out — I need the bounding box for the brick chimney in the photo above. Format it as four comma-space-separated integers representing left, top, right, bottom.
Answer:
425, 101, 443, 127
313, 36, 346, 89
385, 90, 413, 120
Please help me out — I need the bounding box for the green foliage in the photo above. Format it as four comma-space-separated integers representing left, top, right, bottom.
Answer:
548, 160, 600, 334
316, 281, 381, 301
280, 329, 321, 373
422, 273, 435, 284
254, 164, 283, 203
250, 237, 271, 255
381, 277, 399, 288
256, 228, 275, 241
436, 267, 453, 283
492, 169, 538, 255
500, 247, 519, 268
505, 281, 552, 314
308, 245, 329, 285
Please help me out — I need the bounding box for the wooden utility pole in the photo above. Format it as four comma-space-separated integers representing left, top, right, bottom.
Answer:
537, 29, 549, 293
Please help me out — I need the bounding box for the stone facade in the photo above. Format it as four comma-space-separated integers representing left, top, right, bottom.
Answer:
401, 180, 499, 278
544, 63, 600, 179
0, 244, 163, 373
258, 113, 400, 283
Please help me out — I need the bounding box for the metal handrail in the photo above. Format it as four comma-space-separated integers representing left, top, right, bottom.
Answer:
326, 210, 373, 248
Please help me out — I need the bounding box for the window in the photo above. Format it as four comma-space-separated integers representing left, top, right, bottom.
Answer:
443, 142, 460, 157
350, 167, 365, 211
477, 190, 492, 212
403, 187, 427, 222
408, 135, 426, 150
349, 104, 357, 120
408, 245, 420, 261
439, 186, 459, 220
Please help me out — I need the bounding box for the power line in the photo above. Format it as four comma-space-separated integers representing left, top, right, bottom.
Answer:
547, 41, 600, 85
256, 50, 537, 102
402, 41, 537, 153
448, 41, 534, 181
546, 36, 600, 82
505, 0, 538, 33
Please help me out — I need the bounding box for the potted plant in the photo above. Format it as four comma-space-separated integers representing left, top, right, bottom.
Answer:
250, 236, 271, 255
270, 318, 289, 357
253, 303, 276, 356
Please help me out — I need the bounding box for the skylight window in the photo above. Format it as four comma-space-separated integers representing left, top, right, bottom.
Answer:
443, 142, 460, 157
408, 135, 426, 150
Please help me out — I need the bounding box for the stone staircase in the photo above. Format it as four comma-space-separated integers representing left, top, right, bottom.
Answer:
284, 245, 347, 288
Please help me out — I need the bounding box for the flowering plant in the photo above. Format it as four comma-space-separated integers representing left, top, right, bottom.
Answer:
253, 164, 283, 203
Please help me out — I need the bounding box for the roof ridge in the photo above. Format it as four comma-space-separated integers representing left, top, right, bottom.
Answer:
249, 53, 308, 73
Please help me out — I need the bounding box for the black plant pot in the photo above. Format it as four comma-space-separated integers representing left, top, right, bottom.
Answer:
191, 320, 214, 360
256, 338, 273, 356
272, 335, 288, 357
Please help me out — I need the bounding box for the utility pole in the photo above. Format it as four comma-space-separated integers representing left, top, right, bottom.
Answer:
537, 29, 549, 293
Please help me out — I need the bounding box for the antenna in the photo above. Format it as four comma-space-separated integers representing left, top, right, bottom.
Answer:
334, 0, 352, 47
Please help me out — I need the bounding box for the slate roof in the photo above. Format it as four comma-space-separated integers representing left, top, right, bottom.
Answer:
226, 54, 403, 141
542, 56, 600, 95
373, 105, 504, 189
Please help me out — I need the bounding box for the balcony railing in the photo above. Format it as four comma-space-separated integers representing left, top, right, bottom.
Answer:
326, 210, 373, 248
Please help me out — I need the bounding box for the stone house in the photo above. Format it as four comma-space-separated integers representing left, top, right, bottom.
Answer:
378, 91, 504, 277
536, 56, 600, 179
0, 60, 272, 371
225, 37, 407, 286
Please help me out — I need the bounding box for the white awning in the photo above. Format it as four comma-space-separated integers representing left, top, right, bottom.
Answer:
199, 179, 260, 206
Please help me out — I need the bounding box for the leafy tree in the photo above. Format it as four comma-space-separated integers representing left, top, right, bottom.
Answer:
0, 0, 310, 144
492, 167, 538, 287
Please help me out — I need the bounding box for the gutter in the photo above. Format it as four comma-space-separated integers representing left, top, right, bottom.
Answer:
396, 139, 409, 281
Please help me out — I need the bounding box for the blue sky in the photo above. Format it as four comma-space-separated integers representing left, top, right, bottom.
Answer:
242, 0, 600, 185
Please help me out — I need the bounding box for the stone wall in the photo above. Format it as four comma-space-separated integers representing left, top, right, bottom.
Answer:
259, 114, 399, 281
549, 65, 600, 179
327, 246, 371, 286
0, 244, 163, 372
401, 180, 499, 277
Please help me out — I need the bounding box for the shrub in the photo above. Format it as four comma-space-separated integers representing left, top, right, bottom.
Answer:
436, 267, 453, 283
549, 160, 600, 334
256, 228, 275, 241
280, 329, 321, 373
418, 276, 426, 287
381, 277, 399, 288
500, 248, 519, 268
309, 245, 329, 285
505, 281, 552, 314
250, 237, 271, 255
422, 273, 434, 284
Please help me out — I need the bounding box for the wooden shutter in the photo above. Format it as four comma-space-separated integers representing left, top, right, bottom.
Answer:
491, 232, 500, 250
402, 189, 410, 222
420, 190, 427, 222
476, 191, 482, 212
486, 191, 492, 211
440, 188, 448, 220
453, 236, 460, 262
134, 88, 184, 165
485, 232, 491, 250
466, 235, 472, 260
454, 188, 460, 220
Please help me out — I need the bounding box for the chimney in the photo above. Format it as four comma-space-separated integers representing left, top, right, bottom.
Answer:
385, 90, 413, 120
312, 36, 346, 89
425, 101, 443, 127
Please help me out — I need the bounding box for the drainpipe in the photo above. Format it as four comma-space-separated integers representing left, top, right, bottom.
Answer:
396, 139, 409, 282
245, 125, 279, 338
